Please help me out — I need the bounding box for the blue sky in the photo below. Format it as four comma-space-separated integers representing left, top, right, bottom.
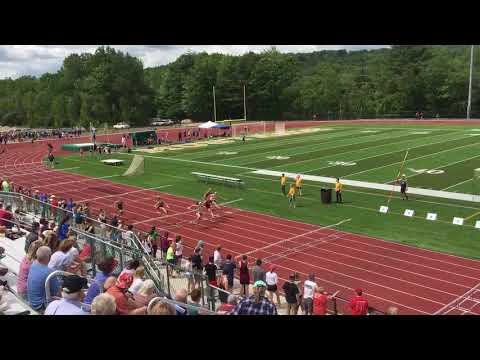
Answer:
0, 45, 389, 79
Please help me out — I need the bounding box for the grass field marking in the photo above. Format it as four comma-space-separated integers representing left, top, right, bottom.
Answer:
235, 129, 425, 167
303, 131, 473, 175
31, 174, 122, 189
442, 178, 473, 191
77, 184, 173, 203
344, 140, 480, 180
261, 130, 459, 170
465, 209, 480, 221
235, 218, 352, 259
387, 151, 480, 183
248, 186, 476, 229
180, 128, 357, 160
132, 198, 243, 226
124, 152, 258, 171
241, 174, 480, 211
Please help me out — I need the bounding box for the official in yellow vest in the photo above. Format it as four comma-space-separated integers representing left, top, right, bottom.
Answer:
280, 174, 287, 196
335, 178, 343, 203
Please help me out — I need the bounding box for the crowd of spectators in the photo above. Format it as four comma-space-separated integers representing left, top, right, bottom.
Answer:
0, 127, 83, 144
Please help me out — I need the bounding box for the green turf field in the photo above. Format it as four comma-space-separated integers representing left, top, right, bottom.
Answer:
57, 124, 480, 259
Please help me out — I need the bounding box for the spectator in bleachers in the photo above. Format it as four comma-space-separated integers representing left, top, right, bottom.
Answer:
160, 231, 170, 258
17, 240, 43, 301
128, 266, 145, 295
194, 240, 204, 256
44, 274, 89, 315
134, 279, 156, 307
238, 255, 250, 297
252, 259, 266, 283
217, 294, 238, 315
24, 222, 40, 253
350, 288, 369, 316
119, 259, 140, 278
43, 232, 59, 253
174, 288, 189, 315
174, 235, 183, 264
91, 293, 117, 315
57, 217, 70, 241
104, 276, 117, 291
27, 246, 61, 313
386, 306, 399, 315
1, 178, 10, 192
48, 238, 75, 271
266, 265, 281, 307
302, 274, 318, 315
148, 226, 158, 258
222, 254, 236, 291
282, 274, 300, 315
106, 273, 146, 315
204, 256, 217, 286
188, 288, 202, 315
84, 256, 117, 305
230, 280, 277, 315
0, 203, 13, 228
148, 300, 176, 315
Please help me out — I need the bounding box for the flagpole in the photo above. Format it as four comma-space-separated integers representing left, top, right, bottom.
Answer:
243, 84, 247, 122
213, 85, 217, 122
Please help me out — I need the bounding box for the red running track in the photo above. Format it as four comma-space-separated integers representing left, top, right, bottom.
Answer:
2, 128, 480, 315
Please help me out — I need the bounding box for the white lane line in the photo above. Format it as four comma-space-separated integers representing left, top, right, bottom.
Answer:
132, 198, 243, 226
77, 184, 173, 203
433, 282, 480, 315
235, 218, 351, 258
31, 174, 122, 189
3, 166, 81, 178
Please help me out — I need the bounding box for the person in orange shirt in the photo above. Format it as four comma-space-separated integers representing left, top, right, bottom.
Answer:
335, 178, 343, 203
350, 288, 369, 315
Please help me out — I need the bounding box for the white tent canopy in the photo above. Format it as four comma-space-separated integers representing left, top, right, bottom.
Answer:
198, 121, 219, 129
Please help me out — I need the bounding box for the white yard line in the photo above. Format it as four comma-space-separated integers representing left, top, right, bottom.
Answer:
433, 282, 480, 315
303, 131, 467, 174
252, 169, 480, 203
345, 141, 480, 179
77, 184, 173, 203
386, 152, 480, 183
442, 178, 473, 191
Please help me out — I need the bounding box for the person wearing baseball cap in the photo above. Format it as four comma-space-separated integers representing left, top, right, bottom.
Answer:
106, 272, 146, 315
350, 288, 369, 315
44, 274, 89, 315
230, 280, 277, 315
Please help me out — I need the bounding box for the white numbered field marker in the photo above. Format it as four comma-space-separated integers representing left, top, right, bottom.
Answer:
475, 221, 480, 229
327, 161, 357, 166
452, 217, 464, 226
407, 168, 445, 175
404, 209, 415, 217
426, 213, 438, 221
379, 206, 389, 214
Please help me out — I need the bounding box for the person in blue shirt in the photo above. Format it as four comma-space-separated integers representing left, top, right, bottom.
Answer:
84, 256, 117, 305
27, 246, 61, 313
58, 217, 70, 241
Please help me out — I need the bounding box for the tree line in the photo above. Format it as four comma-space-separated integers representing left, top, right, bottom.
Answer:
0, 45, 478, 128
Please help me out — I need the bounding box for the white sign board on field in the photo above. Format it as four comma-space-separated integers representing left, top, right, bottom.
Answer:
475, 220, 480, 229
379, 206, 389, 214
452, 217, 464, 226
426, 213, 438, 221
404, 209, 415, 217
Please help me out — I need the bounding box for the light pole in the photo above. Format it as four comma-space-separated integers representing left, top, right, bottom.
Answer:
467, 45, 474, 120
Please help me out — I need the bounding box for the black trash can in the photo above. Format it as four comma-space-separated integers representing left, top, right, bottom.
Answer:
321, 188, 332, 204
